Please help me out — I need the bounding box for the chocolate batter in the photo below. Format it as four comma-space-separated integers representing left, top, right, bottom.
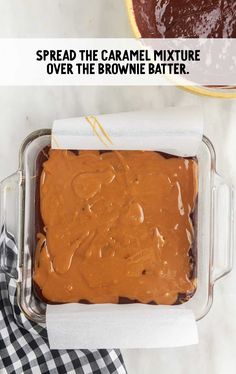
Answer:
132, 0, 236, 38
34, 149, 198, 305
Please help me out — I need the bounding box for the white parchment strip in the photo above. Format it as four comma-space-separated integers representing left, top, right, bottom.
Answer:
52, 106, 203, 157
48, 106, 202, 349
47, 304, 198, 349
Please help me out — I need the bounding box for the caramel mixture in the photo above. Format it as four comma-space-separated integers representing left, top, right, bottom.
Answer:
132, 0, 236, 38
34, 150, 198, 305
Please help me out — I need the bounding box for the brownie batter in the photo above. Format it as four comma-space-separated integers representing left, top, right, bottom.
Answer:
34, 149, 198, 305
132, 0, 236, 38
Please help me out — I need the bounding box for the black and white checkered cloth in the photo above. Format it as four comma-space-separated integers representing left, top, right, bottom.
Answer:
0, 231, 127, 374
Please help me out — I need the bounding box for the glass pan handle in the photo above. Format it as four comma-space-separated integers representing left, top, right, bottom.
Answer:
0, 172, 20, 279
213, 174, 234, 282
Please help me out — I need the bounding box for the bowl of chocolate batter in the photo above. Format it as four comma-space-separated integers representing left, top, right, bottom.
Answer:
126, 0, 236, 97
128, 0, 236, 38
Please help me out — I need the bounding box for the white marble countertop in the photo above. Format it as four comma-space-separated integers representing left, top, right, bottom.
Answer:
0, 1, 236, 373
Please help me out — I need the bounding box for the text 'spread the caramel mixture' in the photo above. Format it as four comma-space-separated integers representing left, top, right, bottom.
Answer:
34, 149, 198, 305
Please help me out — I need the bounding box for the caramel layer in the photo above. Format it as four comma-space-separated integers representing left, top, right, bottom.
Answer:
132, 0, 236, 38
34, 150, 198, 305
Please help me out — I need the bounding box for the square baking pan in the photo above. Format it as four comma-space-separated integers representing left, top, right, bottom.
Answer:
0, 129, 233, 324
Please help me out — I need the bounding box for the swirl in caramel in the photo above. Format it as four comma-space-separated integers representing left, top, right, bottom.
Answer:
34, 149, 198, 305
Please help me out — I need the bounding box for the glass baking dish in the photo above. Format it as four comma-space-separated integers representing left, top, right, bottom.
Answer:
0, 129, 234, 324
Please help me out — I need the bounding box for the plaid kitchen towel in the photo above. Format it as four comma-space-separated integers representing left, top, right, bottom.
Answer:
0, 230, 127, 374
